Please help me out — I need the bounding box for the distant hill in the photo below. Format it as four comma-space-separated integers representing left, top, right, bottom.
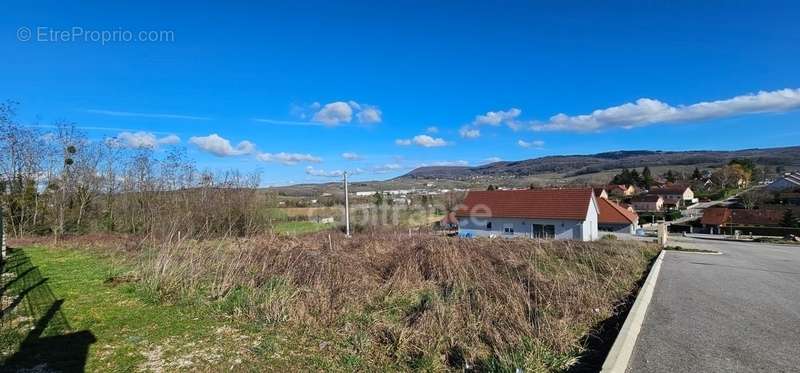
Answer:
399, 146, 800, 180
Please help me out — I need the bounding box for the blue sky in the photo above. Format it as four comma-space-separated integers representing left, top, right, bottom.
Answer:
3, 1, 800, 185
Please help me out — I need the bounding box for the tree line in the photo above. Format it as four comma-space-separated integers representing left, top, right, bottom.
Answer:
610, 159, 768, 191
0, 102, 275, 240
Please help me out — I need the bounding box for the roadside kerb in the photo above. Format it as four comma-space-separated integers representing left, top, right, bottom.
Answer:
600, 250, 666, 373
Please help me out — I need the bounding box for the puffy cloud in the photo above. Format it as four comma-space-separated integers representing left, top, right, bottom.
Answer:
473, 108, 522, 126
257, 152, 321, 165
532, 88, 800, 132
356, 106, 382, 124
312, 101, 353, 125
413, 135, 448, 147
518, 139, 545, 149
459, 126, 480, 139
341, 152, 362, 160
158, 134, 181, 145
299, 100, 383, 125
396, 135, 448, 148
305, 166, 364, 178
426, 126, 439, 133
483, 157, 503, 163
188, 134, 255, 156
112, 131, 181, 149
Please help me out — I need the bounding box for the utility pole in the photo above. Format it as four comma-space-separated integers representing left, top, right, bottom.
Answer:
343, 171, 351, 237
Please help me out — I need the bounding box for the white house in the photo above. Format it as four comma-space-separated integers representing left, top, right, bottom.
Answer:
650, 185, 696, 207
631, 194, 664, 212
455, 188, 599, 241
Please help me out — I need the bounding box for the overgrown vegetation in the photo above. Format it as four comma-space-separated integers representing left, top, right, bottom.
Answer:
4, 231, 660, 371
0, 102, 277, 240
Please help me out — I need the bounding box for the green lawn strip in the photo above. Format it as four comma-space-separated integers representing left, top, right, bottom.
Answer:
1, 247, 261, 371
273, 221, 334, 235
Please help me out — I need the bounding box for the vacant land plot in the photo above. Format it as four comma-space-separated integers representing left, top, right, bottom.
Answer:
272, 221, 335, 235
2, 232, 659, 372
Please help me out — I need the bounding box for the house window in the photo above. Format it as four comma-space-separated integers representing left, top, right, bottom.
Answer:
503, 224, 514, 235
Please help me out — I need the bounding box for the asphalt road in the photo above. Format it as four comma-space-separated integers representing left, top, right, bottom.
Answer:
627, 236, 800, 372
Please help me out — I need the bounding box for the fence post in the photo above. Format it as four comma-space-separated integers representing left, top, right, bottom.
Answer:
1, 206, 5, 261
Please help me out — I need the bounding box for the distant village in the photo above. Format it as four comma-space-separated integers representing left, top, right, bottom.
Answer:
276, 160, 800, 242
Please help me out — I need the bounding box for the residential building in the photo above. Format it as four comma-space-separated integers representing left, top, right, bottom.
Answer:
597, 196, 640, 234
631, 194, 664, 212
455, 188, 599, 241
766, 172, 800, 192
701, 207, 784, 234
650, 185, 696, 207
607, 184, 637, 197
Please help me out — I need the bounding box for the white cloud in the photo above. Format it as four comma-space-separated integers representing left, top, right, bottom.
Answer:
86, 109, 210, 121
459, 126, 480, 139
189, 134, 255, 157
257, 152, 321, 165
532, 88, 800, 132
341, 152, 362, 160
417, 160, 470, 167
312, 101, 353, 125
305, 166, 364, 178
426, 126, 439, 133
158, 134, 181, 145
112, 131, 181, 149
473, 108, 521, 126
518, 139, 545, 149
483, 157, 503, 163
373, 163, 403, 173
356, 106, 382, 124
396, 135, 448, 148
413, 135, 447, 147
294, 100, 383, 125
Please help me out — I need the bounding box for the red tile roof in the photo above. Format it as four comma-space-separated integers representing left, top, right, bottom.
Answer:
598, 197, 639, 224
730, 209, 784, 226
701, 207, 730, 226
701, 207, 784, 226
455, 188, 594, 220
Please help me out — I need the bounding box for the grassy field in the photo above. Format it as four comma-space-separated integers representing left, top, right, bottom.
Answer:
0, 247, 274, 371
2, 233, 659, 372
272, 221, 335, 235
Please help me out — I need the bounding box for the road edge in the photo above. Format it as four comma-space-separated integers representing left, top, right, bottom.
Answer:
600, 250, 666, 373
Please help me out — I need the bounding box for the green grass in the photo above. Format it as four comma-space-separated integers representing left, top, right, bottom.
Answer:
272, 221, 334, 235
0, 248, 287, 371
1, 237, 659, 372
0, 246, 383, 372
